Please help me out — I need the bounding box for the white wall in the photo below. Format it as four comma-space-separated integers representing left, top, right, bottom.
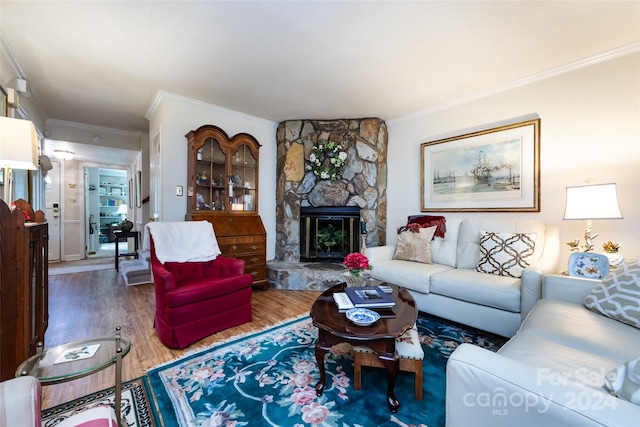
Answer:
147, 92, 279, 259
387, 52, 640, 270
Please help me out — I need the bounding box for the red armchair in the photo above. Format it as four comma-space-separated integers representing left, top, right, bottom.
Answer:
150, 236, 253, 349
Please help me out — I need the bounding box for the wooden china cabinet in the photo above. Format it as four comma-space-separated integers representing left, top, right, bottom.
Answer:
0, 199, 48, 381
185, 125, 268, 290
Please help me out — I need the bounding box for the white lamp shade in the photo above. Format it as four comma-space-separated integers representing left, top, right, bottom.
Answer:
0, 116, 38, 170
116, 204, 128, 215
563, 183, 623, 220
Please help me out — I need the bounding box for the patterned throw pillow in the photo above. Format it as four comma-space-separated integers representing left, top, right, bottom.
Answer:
584, 259, 640, 329
393, 225, 437, 264
476, 232, 536, 278
604, 356, 640, 405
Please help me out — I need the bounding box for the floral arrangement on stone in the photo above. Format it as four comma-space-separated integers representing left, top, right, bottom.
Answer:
343, 252, 373, 276
306, 140, 348, 180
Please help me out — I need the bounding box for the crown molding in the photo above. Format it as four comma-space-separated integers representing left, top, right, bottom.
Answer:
388, 42, 640, 126
146, 90, 277, 127
45, 118, 143, 138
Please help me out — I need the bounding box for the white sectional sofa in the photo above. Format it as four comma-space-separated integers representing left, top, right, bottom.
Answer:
446, 273, 640, 427
365, 218, 559, 337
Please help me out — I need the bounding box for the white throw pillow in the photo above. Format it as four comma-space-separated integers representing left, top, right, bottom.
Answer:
476, 232, 536, 278
604, 356, 640, 405
584, 259, 640, 329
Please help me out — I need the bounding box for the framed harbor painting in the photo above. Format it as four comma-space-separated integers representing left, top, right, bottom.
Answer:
421, 118, 540, 212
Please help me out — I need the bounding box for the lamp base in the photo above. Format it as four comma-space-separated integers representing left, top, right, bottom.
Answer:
602, 252, 625, 269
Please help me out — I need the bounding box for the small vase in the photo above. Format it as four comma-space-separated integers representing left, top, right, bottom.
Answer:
343, 270, 371, 287
603, 251, 625, 269
120, 219, 134, 232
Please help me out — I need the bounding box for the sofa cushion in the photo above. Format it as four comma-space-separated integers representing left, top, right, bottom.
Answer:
369, 259, 453, 294
476, 231, 536, 278
393, 225, 437, 264
584, 259, 640, 329
456, 219, 546, 269
430, 218, 461, 267
497, 299, 640, 397
430, 268, 521, 312
502, 299, 640, 365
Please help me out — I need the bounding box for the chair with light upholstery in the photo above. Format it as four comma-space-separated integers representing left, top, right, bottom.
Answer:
0, 376, 118, 427
353, 325, 424, 400
146, 221, 253, 349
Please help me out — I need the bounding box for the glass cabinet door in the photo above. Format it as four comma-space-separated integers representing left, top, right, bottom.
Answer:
229, 144, 257, 212
195, 138, 227, 211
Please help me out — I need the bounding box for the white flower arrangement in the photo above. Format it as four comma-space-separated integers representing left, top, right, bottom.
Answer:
306, 141, 347, 180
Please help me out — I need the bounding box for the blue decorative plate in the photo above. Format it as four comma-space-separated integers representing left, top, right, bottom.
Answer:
346, 308, 380, 326
568, 252, 610, 279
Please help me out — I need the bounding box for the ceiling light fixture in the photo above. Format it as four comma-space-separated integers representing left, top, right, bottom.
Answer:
53, 150, 75, 161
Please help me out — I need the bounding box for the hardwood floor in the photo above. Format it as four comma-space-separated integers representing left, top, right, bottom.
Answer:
42, 266, 321, 409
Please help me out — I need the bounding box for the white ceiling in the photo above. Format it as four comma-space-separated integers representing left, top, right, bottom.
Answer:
1, 1, 639, 140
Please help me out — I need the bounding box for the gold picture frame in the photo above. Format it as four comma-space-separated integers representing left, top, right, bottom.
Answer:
421, 118, 540, 212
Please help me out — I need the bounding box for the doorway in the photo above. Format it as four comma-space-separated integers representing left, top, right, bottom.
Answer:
45, 160, 62, 261
85, 167, 129, 258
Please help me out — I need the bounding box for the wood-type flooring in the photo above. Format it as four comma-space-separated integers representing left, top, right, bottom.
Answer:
42, 266, 320, 409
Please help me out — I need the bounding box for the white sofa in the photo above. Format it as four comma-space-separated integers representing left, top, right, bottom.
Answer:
365, 218, 559, 337
446, 273, 640, 427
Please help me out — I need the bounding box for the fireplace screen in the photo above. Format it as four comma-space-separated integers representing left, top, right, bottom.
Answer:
300, 206, 361, 262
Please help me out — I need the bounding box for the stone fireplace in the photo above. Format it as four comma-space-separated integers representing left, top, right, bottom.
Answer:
268, 118, 388, 289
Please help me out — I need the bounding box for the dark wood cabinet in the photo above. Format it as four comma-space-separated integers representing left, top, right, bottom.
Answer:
0, 199, 48, 381
185, 125, 267, 290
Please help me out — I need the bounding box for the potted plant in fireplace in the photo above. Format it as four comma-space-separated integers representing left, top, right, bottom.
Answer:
316, 224, 346, 255
343, 252, 373, 287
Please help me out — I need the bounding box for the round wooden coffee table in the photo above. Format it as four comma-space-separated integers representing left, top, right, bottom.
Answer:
310, 283, 417, 413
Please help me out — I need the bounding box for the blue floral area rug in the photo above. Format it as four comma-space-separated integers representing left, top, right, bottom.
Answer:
148, 313, 505, 427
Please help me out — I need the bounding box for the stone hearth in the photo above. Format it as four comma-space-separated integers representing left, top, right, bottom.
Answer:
268, 118, 388, 290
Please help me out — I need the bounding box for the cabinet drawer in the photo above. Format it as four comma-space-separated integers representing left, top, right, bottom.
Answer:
233, 253, 264, 267
245, 264, 267, 281
220, 240, 265, 255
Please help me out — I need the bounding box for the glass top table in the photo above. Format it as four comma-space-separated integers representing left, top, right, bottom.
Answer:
16, 326, 130, 426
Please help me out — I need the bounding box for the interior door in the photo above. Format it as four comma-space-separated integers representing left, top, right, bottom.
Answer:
45, 161, 61, 261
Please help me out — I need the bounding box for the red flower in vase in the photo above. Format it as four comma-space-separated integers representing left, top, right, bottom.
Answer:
343, 252, 373, 275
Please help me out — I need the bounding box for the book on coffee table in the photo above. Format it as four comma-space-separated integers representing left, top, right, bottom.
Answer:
345, 286, 395, 308
333, 292, 355, 311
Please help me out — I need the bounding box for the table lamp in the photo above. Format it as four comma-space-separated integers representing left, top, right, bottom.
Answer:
0, 117, 39, 202
563, 183, 623, 252
563, 183, 623, 278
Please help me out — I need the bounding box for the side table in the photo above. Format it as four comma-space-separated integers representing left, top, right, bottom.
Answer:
114, 230, 139, 271
16, 326, 131, 427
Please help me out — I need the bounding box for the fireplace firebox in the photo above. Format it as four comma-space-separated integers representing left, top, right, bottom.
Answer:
300, 206, 361, 262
